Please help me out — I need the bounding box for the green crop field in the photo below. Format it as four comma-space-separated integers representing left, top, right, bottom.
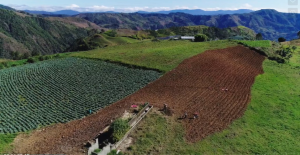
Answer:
238, 40, 271, 47
70, 40, 238, 72
126, 56, 300, 154
0, 57, 161, 134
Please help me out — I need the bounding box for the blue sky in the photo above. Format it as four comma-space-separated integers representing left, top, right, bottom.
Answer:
0, 0, 296, 12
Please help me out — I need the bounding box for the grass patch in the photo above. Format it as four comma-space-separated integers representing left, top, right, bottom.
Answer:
94, 148, 102, 153
0, 59, 10, 63
70, 40, 237, 73
289, 46, 300, 67
126, 58, 300, 154
0, 134, 17, 153
237, 40, 271, 48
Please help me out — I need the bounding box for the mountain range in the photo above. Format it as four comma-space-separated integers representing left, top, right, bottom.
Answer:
23, 9, 253, 16
137, 9, 253, 15
76, 9, 300, 40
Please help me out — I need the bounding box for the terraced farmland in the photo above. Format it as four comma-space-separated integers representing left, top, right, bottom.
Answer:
0, 57, 161, 133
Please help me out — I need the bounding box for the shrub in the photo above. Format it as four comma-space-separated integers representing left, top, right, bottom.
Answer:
110, 119, 129, 143
94, 149, 101, 153
27, 58, 35, 63
54, 54, 61, 58
194, 34, 208, 42
44, 55, 51, 60
22, 52, 30, 59
32, 51, 41, 56
38, 56, 44, 61
1, 62, 8, 67
107, 150, 123, 155
278, 37, 286, 42
10, 51, 21, 60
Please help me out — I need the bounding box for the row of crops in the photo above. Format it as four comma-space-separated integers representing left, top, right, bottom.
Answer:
0, 57, 161, 133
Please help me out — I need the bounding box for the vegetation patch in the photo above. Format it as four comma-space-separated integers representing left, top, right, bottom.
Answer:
237, 40, 271, 47
110, 119, 130, 143
0, 134, 17, 153
0, 57, 161, 133
70, 40, 238, 72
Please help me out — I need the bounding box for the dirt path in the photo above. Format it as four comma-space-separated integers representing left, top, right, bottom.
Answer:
12, 45, 265, 154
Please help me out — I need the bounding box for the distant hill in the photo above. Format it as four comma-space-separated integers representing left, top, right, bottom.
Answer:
66, 29, 146, 52
23, 10, 120, 16
0, 4, 15, 11
24, 10, 80, 15
137, 9, 253, 15
0, 9, 96, 59
24, 9, 253, 16
76, 9, 300, 40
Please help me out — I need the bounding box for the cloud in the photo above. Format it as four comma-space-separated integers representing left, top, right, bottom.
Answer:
66, 4, 80, 9
7, 3, 277, 13
242, 3, 252, 8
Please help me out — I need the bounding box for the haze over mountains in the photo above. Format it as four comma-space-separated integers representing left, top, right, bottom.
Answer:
23, 9, 254, 16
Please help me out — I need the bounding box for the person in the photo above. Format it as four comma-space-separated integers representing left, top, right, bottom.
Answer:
193, 112, 199, 119
184, 112, 187, 119
163, 103, 167, 111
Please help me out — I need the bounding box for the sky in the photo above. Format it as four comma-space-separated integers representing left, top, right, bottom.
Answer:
0, 0, 297, 12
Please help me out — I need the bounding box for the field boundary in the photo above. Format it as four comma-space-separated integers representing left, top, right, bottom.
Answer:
72, 56, 164, 73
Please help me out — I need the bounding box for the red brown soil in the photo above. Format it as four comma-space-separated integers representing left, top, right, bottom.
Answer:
12, 45, 265, 154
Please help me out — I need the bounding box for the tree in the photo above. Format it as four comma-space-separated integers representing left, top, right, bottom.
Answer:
292, 46, 297, 52
256, 33, 263, 40
10, 51, 21, 60
31, 51, 41, 56
27, 58, 35, 63
149, 30, 158, 38
276, 47, 293, 62
297, 31, 300, 39
22, 52, 30, 59
278, 37, 286, 42
194, 34, 208, 42
106, 30, 117, 37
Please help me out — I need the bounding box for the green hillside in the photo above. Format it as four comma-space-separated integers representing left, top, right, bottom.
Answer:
153, 25, 256, 40
0, 9, 89, 59
0, 4, 14, 11
67, 31, 144, 52
70, 40, 238, 72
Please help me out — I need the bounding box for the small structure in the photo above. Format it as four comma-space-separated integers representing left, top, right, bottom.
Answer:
84, 103, 153, 155
181, 36, 195, 41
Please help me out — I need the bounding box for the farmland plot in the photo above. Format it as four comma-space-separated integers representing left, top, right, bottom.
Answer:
13, 46, 265, 154
0, 57, 161, 133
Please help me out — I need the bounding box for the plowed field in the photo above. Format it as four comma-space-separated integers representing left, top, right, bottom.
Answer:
13, 45, 265, 154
